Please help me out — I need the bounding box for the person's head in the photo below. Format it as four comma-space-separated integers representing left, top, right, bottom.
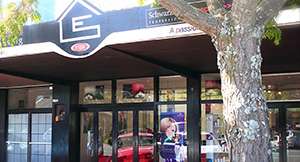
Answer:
120, 113, 125, 121
160, 117, 178, 138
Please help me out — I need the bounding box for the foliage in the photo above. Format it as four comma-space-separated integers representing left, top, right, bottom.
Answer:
263, 19, 282, 46
262, 0, 299, 45
150, 0, 160, 7
2, 0, 295, 49
289, 0, 300, 6
0, 0, 40, 48
262, 0, 299, 46
137, 0, 147, 6
138, 0, 160, 7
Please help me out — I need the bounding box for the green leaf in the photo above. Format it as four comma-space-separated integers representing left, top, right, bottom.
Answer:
137, 0, 160, 8
0, 0, 41, 49
263, 19, 282, 46
150, 0, 160, 8
289, 0, 300, 7
137, 0, 146, 6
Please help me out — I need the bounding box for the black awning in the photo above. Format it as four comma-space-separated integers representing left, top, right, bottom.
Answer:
0, 24, 299, 86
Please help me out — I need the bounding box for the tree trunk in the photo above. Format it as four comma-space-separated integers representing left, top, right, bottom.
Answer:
156, 0, 288, 161
213, 16, 273, 161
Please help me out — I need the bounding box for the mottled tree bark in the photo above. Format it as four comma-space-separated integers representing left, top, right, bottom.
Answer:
158, 0, 288, 161
212, 13, 272, 161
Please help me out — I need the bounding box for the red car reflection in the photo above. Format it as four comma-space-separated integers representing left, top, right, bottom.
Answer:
99, 133, 154, 162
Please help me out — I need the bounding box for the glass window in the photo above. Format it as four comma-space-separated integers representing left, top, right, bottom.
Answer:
159, 76, 187, 102
201, 103, 228, 161
262, 73, 300, 101
79, 81, 111, 104
8, 86, 53, 109
80, 112, 94, 162
116, 77, 153, 103
158, 104, 187, 161
201, 73, 300, 101
201, 74, 222, 100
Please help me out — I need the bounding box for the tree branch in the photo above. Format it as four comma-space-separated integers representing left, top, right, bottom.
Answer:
4, 1, 25, 24
158, 0, 219, 36
0, 0, 39, 48
230, 0, 258, 26
206, 0, 227, 16
257, 0, 288, 26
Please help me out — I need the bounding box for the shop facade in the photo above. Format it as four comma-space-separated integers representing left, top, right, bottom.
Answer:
0, 0, 300, 162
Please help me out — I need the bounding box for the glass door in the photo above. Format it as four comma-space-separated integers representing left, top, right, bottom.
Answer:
268, 104, 288, 162
269, 108, 280, 162
7, 113, 52, 162
268, 102, 300, 162
30, 113, 52, 162
98, 112, 113, 162
117, 111, 134, 161
117, 110, 154, 162
80, 108, 154, 162
286, 107, 300, 162
80, 112, 95, 162
138, 110, 154, 161
7, 114, 28, 162
80, 111, 114, 162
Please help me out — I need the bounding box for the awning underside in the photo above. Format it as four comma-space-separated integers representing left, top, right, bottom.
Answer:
0, 24, 299, 87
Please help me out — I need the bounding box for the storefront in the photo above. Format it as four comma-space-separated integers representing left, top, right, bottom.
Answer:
0, 0, 299, 162
201, 73, 300, 162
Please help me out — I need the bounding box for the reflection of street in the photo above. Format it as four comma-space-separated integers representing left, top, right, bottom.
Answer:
272, 149, 300, 162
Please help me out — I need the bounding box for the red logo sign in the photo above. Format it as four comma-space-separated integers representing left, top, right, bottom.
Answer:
71, 43, 90, 52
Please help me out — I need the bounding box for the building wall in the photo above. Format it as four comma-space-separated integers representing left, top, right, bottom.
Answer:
0, 90, 8, 162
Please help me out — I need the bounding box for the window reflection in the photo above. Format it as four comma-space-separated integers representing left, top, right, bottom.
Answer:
201, 74, 222, 100
201, 73, 300, 101
8, 86, 53, 109
286, 108, 300, 162
98, 112, 113, 162
159, 76, 187, 102
138, 111, 154, 161
117, 78, 154, 103
118, 111, 133, 161
81, 77, 156, 104
269, 108, 279, 161
31, 113, 52, 162
262, 73, 300, 101
79, 81, 112, 104
7, 114, 28, 162
201, 104, 228, 161
7, 113, 52, 162
80, 112, 94, 162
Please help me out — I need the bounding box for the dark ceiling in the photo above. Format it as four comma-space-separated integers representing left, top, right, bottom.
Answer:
0, 24, 299, 87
